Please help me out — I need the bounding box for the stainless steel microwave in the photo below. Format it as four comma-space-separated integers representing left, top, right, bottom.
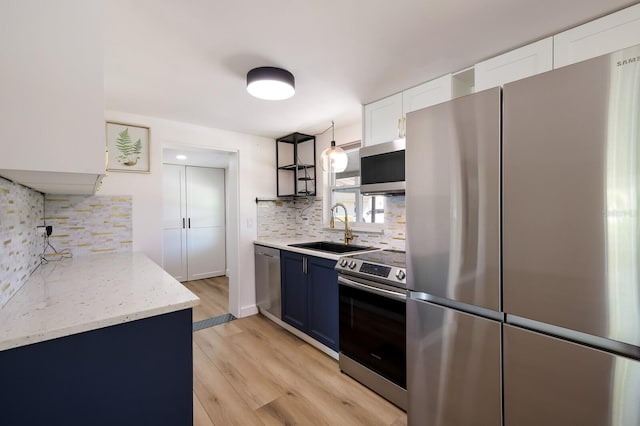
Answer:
359, 139, 405, 195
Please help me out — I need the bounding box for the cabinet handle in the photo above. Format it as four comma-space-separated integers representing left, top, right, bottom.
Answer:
303, 256, 307, 274
398, 117, 406, 138
188, 218, 191, 228
182, 218, 185, 229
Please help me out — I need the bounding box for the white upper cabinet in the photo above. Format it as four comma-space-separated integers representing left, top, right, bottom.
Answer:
402, 75, 455, 114
364, 75, 467, 146
554, 3, 640, 68
363, 93, 404, 146
475, 38, 553, 91
0, 1, 105, 194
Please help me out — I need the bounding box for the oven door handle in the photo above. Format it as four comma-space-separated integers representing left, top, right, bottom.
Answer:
338, 276, 406, 301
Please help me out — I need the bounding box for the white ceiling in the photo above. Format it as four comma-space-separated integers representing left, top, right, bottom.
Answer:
104, 0, 637, 139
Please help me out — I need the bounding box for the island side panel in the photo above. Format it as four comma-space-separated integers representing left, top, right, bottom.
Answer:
0, 308, 193, 426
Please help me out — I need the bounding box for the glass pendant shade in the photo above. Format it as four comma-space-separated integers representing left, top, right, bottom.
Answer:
321, 141, 348, 173
246, 67, 295, 100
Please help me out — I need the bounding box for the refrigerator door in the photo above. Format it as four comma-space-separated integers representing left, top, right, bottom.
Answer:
503, 44, 640, 350
504, 324, 640, 426
405, 88, 501, 311
407, 298, 502, 426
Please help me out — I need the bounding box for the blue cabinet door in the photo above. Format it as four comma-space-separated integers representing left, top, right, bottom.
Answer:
307, 256, 339, 351
281, 250, 307, 331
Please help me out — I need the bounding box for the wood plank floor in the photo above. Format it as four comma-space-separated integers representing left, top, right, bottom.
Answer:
184, 277, 408, 426
183, 276, 229, 322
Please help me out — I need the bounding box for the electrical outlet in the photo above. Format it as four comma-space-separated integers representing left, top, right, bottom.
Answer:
36, 226, 47, 236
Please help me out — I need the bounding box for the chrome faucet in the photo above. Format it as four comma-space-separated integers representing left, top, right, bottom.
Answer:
330, 203, 355, 245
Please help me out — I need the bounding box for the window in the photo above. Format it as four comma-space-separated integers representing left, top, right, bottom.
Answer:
327, 142, 384, 226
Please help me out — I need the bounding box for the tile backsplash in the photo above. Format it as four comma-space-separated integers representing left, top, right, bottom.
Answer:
257, 197, 406, 251
44, 195, 133, 257
0, 179, 43, 309
0, 181, 134, 311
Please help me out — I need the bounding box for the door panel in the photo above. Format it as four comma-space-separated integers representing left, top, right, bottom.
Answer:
163, 228, 187, 281
503, 45, 640, 346
186, 167, 225, 228
307, 256, 338, 351
162, 164, 186, 229
281, 251, 306, 331
407, 299, 502, 426
187, 226, 225, 280
163, 164, 226, 281
185, 166, 226, 280
504, 325, 640, 426
406, 88, 501, 311
162, 164, 187, 280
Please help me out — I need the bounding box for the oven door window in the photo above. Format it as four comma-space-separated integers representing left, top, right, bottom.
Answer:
339, 283, 406, 388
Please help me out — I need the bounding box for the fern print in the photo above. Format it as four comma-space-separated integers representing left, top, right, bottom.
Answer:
115, 128, 141, 166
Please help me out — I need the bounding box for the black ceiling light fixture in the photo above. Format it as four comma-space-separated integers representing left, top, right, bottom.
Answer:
246, 66, 295, 100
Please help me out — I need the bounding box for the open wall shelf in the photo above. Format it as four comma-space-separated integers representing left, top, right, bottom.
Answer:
276, 132, 316, 197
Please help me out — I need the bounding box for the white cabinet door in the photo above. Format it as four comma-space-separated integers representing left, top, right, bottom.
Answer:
363, 76, 457, 147
554, 3, 640, 68
475, 38, 553, 91
163, 165, 226, 281
402, 74, 454, 114
363, 93, 403, 146
0, 1, 104, 194
162, 164, 187, 281
186, 167, 226, 280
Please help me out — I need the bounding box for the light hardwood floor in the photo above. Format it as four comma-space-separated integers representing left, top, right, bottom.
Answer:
184, 277, 408, 426
183, 277, 229, 322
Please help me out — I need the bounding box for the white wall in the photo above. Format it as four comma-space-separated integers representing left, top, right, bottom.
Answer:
99, 111, 275, 317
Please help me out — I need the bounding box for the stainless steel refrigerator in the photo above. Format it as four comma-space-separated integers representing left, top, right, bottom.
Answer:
406, 86, 503, 425
406, 44, 640, 426
501, 43, 640, 426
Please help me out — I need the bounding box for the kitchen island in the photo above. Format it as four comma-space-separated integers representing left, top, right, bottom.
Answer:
0, 252, 199, 426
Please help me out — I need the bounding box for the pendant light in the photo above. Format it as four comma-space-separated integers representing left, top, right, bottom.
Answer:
246, 67, 295, 100
320, 121, 348, 173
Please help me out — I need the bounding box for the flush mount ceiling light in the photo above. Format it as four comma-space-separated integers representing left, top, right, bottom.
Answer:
246, 66, 295, 100
321, 121, 348, 173
176, 154, 187, 160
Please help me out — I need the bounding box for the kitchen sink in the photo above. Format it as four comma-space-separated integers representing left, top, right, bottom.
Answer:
288, 241, 376, 254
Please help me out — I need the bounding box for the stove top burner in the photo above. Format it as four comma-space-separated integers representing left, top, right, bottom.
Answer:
336, 249, 406, 288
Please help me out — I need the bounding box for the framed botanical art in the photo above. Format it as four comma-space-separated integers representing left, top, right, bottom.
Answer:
106, 121, 151, 173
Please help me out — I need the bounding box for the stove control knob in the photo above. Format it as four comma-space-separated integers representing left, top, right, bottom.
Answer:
395, 270, 406, 281
348, 260, 357, 270
339, 259, 348, 267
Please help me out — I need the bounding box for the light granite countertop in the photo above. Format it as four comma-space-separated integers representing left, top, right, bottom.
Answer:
0, 251, 199, 351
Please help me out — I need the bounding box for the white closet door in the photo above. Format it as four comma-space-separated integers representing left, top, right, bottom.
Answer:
186, 166, 226, 280
162, 164, 187, 281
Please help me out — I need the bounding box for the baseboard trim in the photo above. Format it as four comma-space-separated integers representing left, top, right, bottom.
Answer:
259, 310, 338, 360
238, 304, 259, 318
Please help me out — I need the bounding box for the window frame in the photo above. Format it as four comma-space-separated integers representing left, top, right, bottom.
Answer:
323, 141, 385, 232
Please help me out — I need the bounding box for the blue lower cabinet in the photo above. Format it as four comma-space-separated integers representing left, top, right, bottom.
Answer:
281, 250, 307, 331
281, 250, 339, 351
0, 309, 193, 426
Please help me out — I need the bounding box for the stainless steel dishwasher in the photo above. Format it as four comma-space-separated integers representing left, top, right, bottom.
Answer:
254, 244, 281, 319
